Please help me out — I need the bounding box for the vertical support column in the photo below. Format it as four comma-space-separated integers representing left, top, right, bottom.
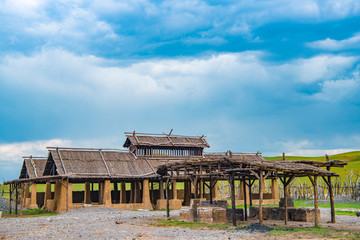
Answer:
67, 182, 73, 209
159, 180, 164, 199
30, 183, 38, 209
172, 180, 177, 199
15, 184, 18, 215
20, 183, 24, 216
314, 176, 319, 227
284, 178, 288, 226
43, 182, 52, 210
55, 179, 68, 213
230, 174, 237, 226
213, 181, 219, 199
243, 178, 247, 221
166, 178, 170, 217
84, 182, 91, 204
130, 182, 135, 203
259, 171, 264, 226
326, 155, 335, 223
9, 184, 12, 214
135, 181, 141, 203
103, 180, 112, 206
249, 180, 253, 207
142, 179, 152, 210
271, 179, 279, 203
120, 182, 127, 203
23, 183, 30, 206
184, 181, 190, 205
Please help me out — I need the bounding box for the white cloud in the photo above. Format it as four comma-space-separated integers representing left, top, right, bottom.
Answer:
0, 49, 358, 107
308, 33, 360, 51
312, 79, 359, 102
0, 139, 71, 162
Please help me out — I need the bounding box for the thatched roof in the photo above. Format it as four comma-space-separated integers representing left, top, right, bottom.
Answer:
123, 135, 210, 148
19, 157, 47, 179
43, 148, 158, 178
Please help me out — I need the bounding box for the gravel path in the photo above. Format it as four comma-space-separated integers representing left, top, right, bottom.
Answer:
0, 207, 263, 240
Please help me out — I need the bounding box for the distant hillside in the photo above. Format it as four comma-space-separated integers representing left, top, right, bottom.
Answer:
265, 151, 360, 179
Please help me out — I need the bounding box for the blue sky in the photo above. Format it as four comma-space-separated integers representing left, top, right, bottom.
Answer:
1, 0, 360, 181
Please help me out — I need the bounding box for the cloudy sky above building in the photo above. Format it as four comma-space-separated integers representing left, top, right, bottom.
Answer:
1, 0, 360, 180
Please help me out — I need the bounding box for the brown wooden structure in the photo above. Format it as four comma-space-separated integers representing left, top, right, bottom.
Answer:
4, 131, 346, 227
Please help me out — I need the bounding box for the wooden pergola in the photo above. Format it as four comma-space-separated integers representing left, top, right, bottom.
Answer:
157, 153, 346, 227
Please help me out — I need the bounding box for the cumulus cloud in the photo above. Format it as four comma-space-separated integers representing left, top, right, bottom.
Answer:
0, 139, 71, 162
308, 33, 360, 51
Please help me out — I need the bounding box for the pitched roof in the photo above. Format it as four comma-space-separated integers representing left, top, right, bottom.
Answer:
123, 135, 210, 148
19, 157, 47, 179
43, 148, 158, 178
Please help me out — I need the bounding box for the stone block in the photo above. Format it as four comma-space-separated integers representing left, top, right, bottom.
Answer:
279, 198, 294, 207
46, 199, 55, 211
179, 206, 191, 222
169, 199, 183, 210
197, 207, 227, 223
200, 200, 228, 209
249, 206, 270, 219
226, 208, 244, 221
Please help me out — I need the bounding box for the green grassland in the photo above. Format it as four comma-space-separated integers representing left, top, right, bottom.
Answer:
265, 151, 360, 179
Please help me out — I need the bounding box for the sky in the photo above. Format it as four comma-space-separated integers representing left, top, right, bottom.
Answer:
1, 0, 360, 181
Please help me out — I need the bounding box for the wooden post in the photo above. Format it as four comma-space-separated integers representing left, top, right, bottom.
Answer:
9, 184, 12, 214
284, 178, 288, 225
314, 176, 319, 227
120, 182, 127, 203
249, 180, 253, 207
166, 178, 170, 217
326, 155, 335, 223
243, 177, 247, 221
159, 180, 164, 199
20, 183, 24, 216
259, 171, 264, 225
229, 173, 237, 226
15, 184, 18, 215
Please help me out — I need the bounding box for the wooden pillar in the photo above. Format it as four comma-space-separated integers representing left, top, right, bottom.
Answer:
129, 182, 133, 203
9, 184, 12, 214
54, 179, 68, 213
243, 178, 247, 221
67, 182, 73, 209
20, 183, 24, 216
230, 174, 237, 226
84, 182, 91, 204
259, 171, 264, 226
284, 178, 288, 225
120, 182, 127, 203
271, 179, 279, 202
98, 182, 102, 204
184, 181, 190, 205
326, 155, 335, 223
249, 180, 253, 207
43, 182, 52, 210
198, 180, 202, 199
159, 180, 164, 199
166, 178, 170, 217
314, 176, 319, 227
30, 183, 38, 209
142, 179, 152, 210
15, 184, 18, 215
172, 180, 177, 199
134, 181, 141, 203
23, 183, 30, 206
103, 180, 112, 206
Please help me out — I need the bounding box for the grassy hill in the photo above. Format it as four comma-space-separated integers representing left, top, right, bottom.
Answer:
265, 151, 360, 179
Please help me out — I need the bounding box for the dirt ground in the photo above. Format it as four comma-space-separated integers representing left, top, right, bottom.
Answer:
0, 207, 359, 240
